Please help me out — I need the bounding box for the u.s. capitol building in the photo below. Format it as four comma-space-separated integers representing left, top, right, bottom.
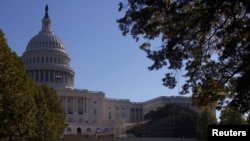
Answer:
21, 5, 197, 135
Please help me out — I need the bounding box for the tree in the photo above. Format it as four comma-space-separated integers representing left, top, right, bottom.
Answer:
0, 29, 37, 140
174, 111, 198, 138
247, 113, 250, 124
195, 107, 217, 141
29, 84, 66, 141
0, 29, 66, 141
219, 105, 247, 125
39, 84, 66, 139
31, 85, 52, 141
117, 0, 250, 113
131, 103, 198, 137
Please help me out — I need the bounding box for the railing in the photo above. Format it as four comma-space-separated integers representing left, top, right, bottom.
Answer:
104, 98, 130, 102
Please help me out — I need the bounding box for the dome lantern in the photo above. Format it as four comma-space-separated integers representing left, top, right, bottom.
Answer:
42, 4, 51, 32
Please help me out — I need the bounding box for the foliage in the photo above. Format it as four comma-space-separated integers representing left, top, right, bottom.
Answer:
30, 84, 66, 141
195, 106, 217, 141
219, 105, 247, 125
0, 29, 66, 141
40, 84, 67, 139
117, 0, 250, 113
0, 29, 38, 140
31, 85, 52, 141
174, 110, 198, 138
247, 113, 250, 124
130, 103, 198, 137
144, 103, 197, 120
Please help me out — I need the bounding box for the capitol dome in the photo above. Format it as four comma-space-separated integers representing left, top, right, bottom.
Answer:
26, 31, 65, 51
22, 5, 75, 89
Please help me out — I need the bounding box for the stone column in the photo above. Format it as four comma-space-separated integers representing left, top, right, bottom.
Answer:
129, 108, 133, 122
85, 97, 87, 113
66, 73, 68, 85
69, 74, 71, 86
62, 72, 65, 84
45, 70, 48, 82
137, 109, 139, 122
52, 70, 55, 83
73, 96, 76, 114
83, 97, 85, 113
43, 70, 46, 82
35, 70, 38, 82
38, 70, 40, 82
48, 70, 50, 82
76, 97, 78, 114
65, 97, 68, 114
81, 97, 84, 114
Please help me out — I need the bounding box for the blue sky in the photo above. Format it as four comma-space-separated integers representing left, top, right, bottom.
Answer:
0, 0, 190, 102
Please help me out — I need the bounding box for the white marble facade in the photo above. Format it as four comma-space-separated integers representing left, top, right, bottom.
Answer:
56, 88, 195, 135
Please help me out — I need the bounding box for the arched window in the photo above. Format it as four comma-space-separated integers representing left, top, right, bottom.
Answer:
87, 128, 91, 133
104, 128, 108, 132
67, 127, 72, 133
77, 127, 81, 134
96, 128, 101, 133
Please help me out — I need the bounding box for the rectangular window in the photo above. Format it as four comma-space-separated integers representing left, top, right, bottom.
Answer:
108, 112, 111, 119
79, 118, 83, 123
67, 105, 73, 114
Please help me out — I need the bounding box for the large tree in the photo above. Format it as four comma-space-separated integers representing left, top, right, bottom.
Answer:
0, 29, 66, 141
0, 29, 37, 140
117, 0, 250, 113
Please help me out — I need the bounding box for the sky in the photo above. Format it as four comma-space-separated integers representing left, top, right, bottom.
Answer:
0, 0, 191, 103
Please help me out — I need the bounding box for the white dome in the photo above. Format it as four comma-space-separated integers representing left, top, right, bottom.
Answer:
22, 5, 75, 89
26, 31, 65, 52
24, 7, 65, 53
